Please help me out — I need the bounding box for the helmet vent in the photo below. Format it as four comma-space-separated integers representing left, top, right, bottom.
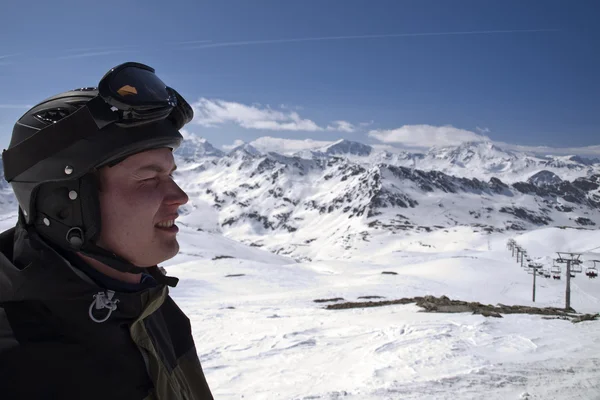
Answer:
73, 87, 97, 92
34, 108, 70, 124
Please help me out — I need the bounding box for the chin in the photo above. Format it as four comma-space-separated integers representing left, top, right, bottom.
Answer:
155, 244, 181, 265
127, 238, 180, 267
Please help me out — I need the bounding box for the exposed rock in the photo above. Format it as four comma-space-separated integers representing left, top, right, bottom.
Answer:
499, 206, 553, 225
313, 298, 345, 303
325, 295, 597, 322
575, 217, 596, 226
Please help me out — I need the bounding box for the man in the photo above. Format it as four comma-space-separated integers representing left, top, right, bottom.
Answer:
0, 62, 214, 399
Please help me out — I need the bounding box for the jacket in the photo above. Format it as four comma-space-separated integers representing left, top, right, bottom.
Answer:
0, 223, 214, 399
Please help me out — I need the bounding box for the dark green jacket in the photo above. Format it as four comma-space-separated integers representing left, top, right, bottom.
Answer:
0, 224, 214, 399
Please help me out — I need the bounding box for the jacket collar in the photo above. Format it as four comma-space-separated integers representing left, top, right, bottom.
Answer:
0, 223, 167, 322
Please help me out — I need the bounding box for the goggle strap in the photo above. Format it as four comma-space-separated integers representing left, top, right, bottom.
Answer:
86, 95, 120, 129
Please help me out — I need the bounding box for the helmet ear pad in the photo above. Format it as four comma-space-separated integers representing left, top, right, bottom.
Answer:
79, 172, 101, 243
33, 173, 101, 251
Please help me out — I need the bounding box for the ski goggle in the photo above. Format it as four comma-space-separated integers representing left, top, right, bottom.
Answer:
88, 62, 193, 130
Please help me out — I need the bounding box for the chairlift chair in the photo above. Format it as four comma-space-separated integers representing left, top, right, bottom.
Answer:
543, 269, 551, 278
586, 266, 598, 279
571, 260, 583, 274
551, 264, 561, 280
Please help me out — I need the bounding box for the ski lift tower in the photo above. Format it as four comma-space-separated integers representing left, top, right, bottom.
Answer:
556, 252, 582, 311
528, 261, 543, 302
507, 239, 516, 255
514, 245, 521, 262
521, 250, 528, 269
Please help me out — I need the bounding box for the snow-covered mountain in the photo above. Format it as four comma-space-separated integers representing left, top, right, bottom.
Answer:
313, 139, 373, 157
169, 138, 600, 261
297, 140, 600, 184
2, 136, 600, 261
0, 161, 17, 215
177, 134, 225, 159
228, 143, 262, 157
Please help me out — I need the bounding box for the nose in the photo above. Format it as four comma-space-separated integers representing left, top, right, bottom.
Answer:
165, 179, 189, 206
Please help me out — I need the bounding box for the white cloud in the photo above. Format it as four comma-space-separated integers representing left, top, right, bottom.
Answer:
222, 139, 245, 151
493, 142, 600, 158
371, 143, 416, 154
368, 124, 489, 147
182, 29, 558, 50
192, 98, 323, 132
367, 124, 600, 157
476, 126, 491, 134
279, 104, 304, 111
55, 50, 133, 60
0, 104, 31, 109
326, 120, 356, 133
179, 128, 203, 141
249, 136, 333, 154
192, 98, 361, 133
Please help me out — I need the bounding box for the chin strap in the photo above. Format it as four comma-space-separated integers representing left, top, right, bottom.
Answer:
147, 266, 179, 287
80, 242, 179, 287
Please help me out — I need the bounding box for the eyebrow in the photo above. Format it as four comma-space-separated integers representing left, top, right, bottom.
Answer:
134, 164, 177, 174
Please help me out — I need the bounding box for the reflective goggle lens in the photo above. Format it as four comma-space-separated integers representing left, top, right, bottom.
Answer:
105, 66, 174, 108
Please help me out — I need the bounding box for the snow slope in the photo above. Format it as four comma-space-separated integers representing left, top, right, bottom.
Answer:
161, 225, 600, 400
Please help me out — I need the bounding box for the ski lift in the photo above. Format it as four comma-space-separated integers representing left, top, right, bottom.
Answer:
543, 269, 551, 279
585, 267, 597, 279
528, 262, 543, 275
585, 260, 599, 279
551, 263, 561, 280
571, 260, 583, 274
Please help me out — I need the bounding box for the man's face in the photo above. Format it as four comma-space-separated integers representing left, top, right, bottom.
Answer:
95, 147, 189, 267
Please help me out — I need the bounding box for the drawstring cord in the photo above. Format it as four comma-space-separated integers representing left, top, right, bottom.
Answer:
89, 290, 120, 323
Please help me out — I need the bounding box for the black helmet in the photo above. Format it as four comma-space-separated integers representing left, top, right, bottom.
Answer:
1, 62, 193, 285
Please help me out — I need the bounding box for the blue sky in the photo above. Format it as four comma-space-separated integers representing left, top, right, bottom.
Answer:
0, 0, 598, 153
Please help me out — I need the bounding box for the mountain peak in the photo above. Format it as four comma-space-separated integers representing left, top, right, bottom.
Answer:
320, 139, 373, 156
176, 135, 224, 159
527, 170, 563, 186
229, 143, 262, 157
